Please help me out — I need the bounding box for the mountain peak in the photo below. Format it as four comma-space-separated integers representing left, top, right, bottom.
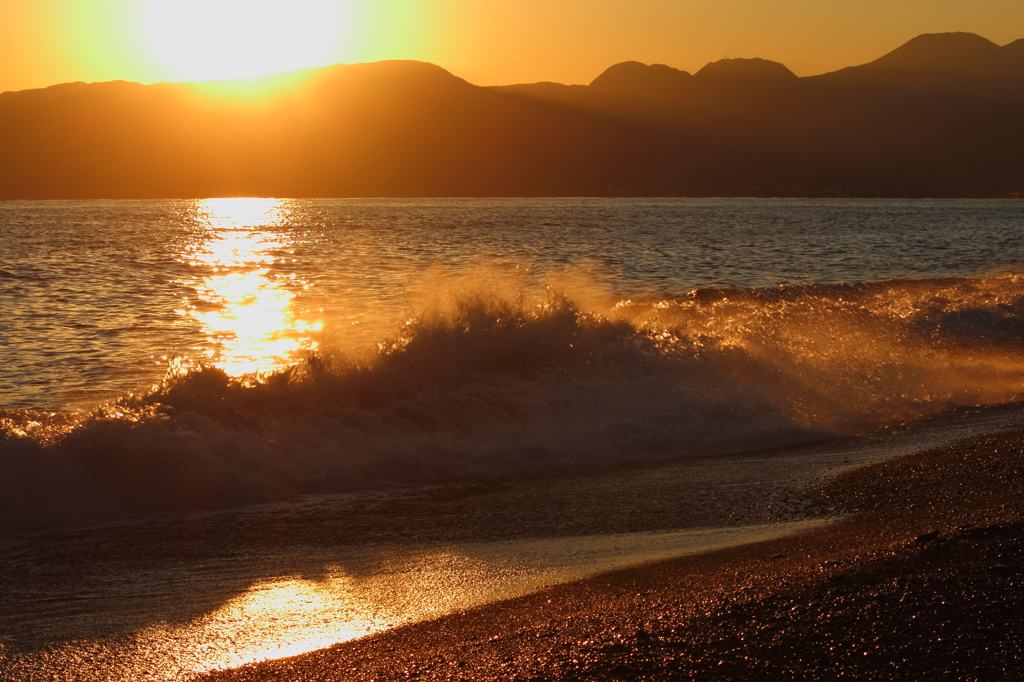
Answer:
589, 62, 691, 97
812, 32, 1024, 84
312, 60, 470, 87
1002, 38, 1024, 58
694, 57, 797, 81
868, 32, 1003, 73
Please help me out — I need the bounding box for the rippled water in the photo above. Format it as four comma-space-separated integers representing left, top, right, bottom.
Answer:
3, 198, 1023, 409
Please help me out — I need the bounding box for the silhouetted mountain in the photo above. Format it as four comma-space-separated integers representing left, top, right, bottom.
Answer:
1005, 39, 1024, 59
694, 57, 797, 81
496, 32, 1024, 197
590, 62, 692, 98
0, 61, 683, 198
1, 33, 1022, 198
868, 32, 1005, 72
811, 32, 1024, 89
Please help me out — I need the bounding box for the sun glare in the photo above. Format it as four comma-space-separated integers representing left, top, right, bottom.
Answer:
136, 0, 356, 83
177, 198, 323, 377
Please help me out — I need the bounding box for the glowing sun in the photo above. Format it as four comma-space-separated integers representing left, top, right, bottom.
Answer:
137, 0, 356, 83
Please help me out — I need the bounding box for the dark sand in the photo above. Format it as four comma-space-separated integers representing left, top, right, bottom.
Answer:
202, 429, 1024, 681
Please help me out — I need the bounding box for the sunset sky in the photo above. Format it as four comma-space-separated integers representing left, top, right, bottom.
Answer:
2, 0, 1023, 93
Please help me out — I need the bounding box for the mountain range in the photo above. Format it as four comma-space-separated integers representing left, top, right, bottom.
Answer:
1, 32, 1022, 199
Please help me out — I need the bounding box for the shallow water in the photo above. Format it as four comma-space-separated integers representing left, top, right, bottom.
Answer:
2, 400, 1022, 680
0, 520, 827, 681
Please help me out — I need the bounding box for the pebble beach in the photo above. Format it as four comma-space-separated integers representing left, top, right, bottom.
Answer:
201, 427, 1024, 681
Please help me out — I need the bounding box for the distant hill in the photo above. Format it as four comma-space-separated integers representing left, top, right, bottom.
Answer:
695, 57, 797, 81
590, 61, 692, 98
813, 32, 1024, 84
1, 32, 1022, 198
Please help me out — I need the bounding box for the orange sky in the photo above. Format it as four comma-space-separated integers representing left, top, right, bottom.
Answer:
2, 0, 1023, 93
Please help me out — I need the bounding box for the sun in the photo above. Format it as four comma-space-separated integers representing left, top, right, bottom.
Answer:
136, 0, 357, 83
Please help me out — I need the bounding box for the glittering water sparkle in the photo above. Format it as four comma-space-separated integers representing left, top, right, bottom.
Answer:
176, 198, 322, 376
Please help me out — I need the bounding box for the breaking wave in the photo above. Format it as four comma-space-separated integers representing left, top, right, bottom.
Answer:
4, 273, 1024, 535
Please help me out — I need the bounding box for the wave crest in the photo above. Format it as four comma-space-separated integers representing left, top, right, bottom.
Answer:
4, 274, 1024, 534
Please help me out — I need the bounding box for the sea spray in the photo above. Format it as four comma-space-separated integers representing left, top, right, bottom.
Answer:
3, 273, 1024, 535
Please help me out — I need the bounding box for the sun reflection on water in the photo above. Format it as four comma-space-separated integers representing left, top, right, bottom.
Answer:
168, 575, 383, 673
177, 198, 322, 376
4, 521, 829, 681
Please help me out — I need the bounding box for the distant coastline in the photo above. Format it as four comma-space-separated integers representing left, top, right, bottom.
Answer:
1, 32, 1022, 200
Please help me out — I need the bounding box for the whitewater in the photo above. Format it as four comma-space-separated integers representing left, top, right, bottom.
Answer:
2, 197, 1024, 680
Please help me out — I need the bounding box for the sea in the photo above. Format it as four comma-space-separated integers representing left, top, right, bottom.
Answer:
2, 197, 1024, 680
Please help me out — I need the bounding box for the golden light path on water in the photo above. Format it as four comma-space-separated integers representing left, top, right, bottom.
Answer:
12, 521, 827, 680
177, 198, 322, 376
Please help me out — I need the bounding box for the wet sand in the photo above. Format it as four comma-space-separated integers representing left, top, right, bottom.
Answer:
202, 427, 1024, 681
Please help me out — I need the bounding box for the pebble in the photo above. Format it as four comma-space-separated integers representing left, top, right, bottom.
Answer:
915, 530, 941, 544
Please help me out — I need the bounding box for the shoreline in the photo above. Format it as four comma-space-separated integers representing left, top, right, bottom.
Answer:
203, 426, 1024, 681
